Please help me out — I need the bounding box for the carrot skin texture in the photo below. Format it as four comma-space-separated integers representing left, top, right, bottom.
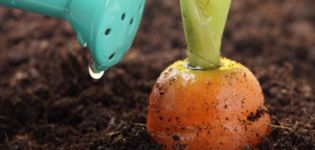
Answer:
147, 58, 271, 150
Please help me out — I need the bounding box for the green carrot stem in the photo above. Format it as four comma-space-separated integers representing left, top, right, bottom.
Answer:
180, 0, 231, 69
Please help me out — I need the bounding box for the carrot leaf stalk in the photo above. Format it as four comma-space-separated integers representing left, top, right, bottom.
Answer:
180, 0, 231, 69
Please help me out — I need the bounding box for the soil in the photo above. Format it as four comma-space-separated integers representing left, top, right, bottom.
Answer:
0, 0, 314, 150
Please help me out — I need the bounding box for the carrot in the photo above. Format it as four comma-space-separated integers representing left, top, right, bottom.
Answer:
146, 0, 271, 149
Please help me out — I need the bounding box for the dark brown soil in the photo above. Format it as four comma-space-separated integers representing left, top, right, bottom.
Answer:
0, 0, 314, 149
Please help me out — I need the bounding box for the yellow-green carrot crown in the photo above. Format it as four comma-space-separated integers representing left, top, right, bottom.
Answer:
180, 0, 231, 69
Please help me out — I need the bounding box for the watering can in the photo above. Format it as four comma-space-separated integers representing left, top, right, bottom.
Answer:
0, 0, 146, 79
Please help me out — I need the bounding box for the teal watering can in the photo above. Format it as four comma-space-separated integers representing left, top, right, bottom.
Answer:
0, 0, 146, 79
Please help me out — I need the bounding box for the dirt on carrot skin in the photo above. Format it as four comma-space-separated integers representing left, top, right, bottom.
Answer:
0, 0, 314, 150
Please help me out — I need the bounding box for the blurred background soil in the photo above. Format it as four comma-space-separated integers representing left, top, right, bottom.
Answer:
0, 0, 314, 149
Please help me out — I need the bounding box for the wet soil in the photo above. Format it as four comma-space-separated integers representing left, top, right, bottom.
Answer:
0, 0, 314, 149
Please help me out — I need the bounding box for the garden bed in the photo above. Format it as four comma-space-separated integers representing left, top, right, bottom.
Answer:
0, 0, 314, 149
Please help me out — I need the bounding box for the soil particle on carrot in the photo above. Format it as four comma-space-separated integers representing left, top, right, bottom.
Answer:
172, 135, 180, 141
247, 107, 269, 122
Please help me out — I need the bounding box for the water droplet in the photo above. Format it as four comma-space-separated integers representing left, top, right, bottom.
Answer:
83, 42, 87, 48
88, 65, 104, 80
185, 63, 202, 70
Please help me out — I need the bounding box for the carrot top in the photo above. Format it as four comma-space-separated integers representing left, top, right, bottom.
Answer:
180, 0, 231, 69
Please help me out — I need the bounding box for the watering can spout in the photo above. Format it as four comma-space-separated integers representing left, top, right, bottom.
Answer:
0, 0, 69, 19
0, 0, 146, 79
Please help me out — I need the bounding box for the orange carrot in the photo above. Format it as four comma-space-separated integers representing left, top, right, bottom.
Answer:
146, 0, 270, 149
147, 58, 270, 149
